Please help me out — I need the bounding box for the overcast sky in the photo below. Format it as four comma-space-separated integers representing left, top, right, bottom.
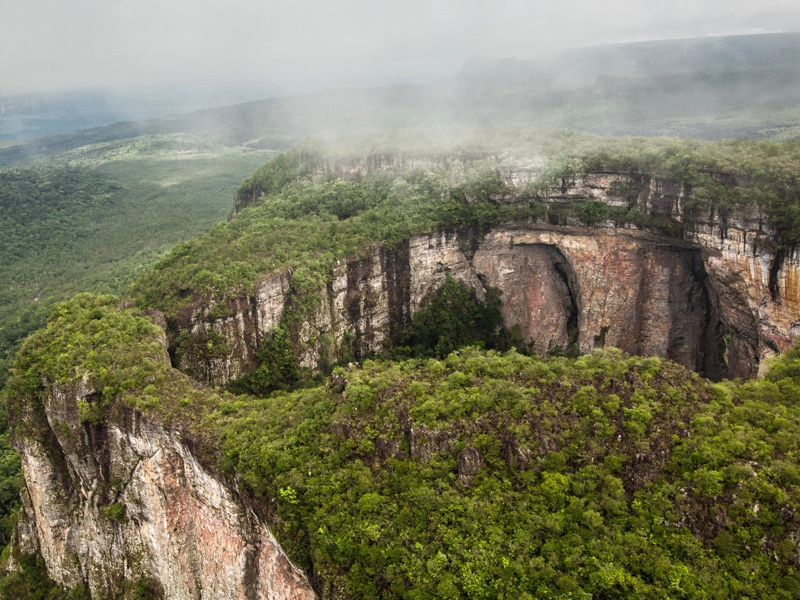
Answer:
2, 0, 800, 97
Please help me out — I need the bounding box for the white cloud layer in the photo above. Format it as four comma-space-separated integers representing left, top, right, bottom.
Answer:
2, 0, 799, 94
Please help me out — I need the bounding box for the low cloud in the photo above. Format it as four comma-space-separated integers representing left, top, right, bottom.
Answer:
2, 0, 799, 95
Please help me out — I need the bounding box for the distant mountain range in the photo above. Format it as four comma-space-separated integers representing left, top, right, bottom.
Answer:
2, 32, 799, 165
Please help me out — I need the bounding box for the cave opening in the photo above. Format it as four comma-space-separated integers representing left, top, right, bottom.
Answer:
545, 245, 581, 356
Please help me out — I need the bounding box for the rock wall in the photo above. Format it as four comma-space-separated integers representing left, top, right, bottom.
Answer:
10, 375, 315, 600
178, 170, 800, 385
473, 227, 722, 372
177, 226, 724, 382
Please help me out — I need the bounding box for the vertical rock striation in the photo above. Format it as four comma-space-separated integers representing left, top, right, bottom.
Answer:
11, 376, 315, 600
175, 169, 800, 385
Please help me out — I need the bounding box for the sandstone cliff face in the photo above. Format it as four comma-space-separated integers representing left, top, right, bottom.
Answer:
562, 171, 800, 377
178, 225, 726, 381
11, 374, 315, 600
179, 168, 800, 385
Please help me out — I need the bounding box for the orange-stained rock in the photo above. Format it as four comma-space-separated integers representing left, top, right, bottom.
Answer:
13, 376, 315, 600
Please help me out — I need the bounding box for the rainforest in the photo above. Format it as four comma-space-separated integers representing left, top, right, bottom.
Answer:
2, 25, 800, 600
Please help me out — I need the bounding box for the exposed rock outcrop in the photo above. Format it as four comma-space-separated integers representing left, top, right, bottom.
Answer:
179, 166, 800, 385
10, 374, 315, 600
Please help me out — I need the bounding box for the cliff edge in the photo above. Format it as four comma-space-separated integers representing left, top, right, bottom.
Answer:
4, 296, 315, 599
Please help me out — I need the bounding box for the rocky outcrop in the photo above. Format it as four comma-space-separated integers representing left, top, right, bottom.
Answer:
10, 374, 315, 600
178, 169, 800, 385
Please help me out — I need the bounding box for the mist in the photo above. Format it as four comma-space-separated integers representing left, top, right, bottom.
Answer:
2, 1, 800, 144
3, 0, 800, 97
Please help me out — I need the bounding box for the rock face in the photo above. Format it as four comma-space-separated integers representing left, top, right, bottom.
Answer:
178, 168, 800, 385
473, 227, 722, 373
11, 376, 315, 600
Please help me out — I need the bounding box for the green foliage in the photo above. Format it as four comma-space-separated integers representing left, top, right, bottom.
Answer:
545, 135, 800, 245
131, 162, 536, 319
227, 327, 299, 395
236, 151, 312, 209
208, 346, 800, 598
394, 276, 509, 358
574, 200, 608, 225
124, 578, 164, 600
5, 295, 800, 598
172, 329, 230, 381
6, 132, 800, 596
0, 412, 21, 547
0, 141, 274, 575
765, 343, 800, 383
4, 294, 167, 428
133, 135, 800, 337
0, 147, 272, 390
0, 551, 89, 599
102, 502, 126, 524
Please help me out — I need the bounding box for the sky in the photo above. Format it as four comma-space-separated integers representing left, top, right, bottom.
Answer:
2, 0, 800, 97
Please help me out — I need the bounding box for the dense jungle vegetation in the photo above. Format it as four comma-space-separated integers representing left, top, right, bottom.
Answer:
3, 131, 800, 597
3, 295, 800, 598
543, 134, 800, 244
0, 140, 273, 390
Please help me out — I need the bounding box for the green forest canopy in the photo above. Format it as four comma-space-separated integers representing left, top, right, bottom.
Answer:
4, 294, 800, 598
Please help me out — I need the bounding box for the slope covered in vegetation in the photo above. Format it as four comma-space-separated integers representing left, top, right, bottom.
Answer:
3, 295, 800, 598
0, 142, 273, 391
133, 131, 800, 322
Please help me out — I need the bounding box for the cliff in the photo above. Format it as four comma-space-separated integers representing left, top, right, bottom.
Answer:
171, 159, 800, 386
5, 296, 315, 599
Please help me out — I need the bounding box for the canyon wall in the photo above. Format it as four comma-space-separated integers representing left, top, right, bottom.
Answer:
180, 169, 800, 385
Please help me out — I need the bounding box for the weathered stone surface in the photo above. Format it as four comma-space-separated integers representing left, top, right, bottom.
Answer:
473, 237, 579, 355
176, 168, 800, 385
473, 227, 723, 376
12, 376, 315, 600
458, 446, 483, 487
178, 270, 291, 384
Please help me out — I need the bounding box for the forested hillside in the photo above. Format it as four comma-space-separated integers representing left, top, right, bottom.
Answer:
3, 294, 800, 597
0, 139, 273, 389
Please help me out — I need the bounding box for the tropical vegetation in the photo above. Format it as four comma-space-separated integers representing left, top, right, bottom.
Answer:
3, 295, 800, 598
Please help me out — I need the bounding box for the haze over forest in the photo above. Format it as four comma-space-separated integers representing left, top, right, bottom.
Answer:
2, 0, 800, 139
